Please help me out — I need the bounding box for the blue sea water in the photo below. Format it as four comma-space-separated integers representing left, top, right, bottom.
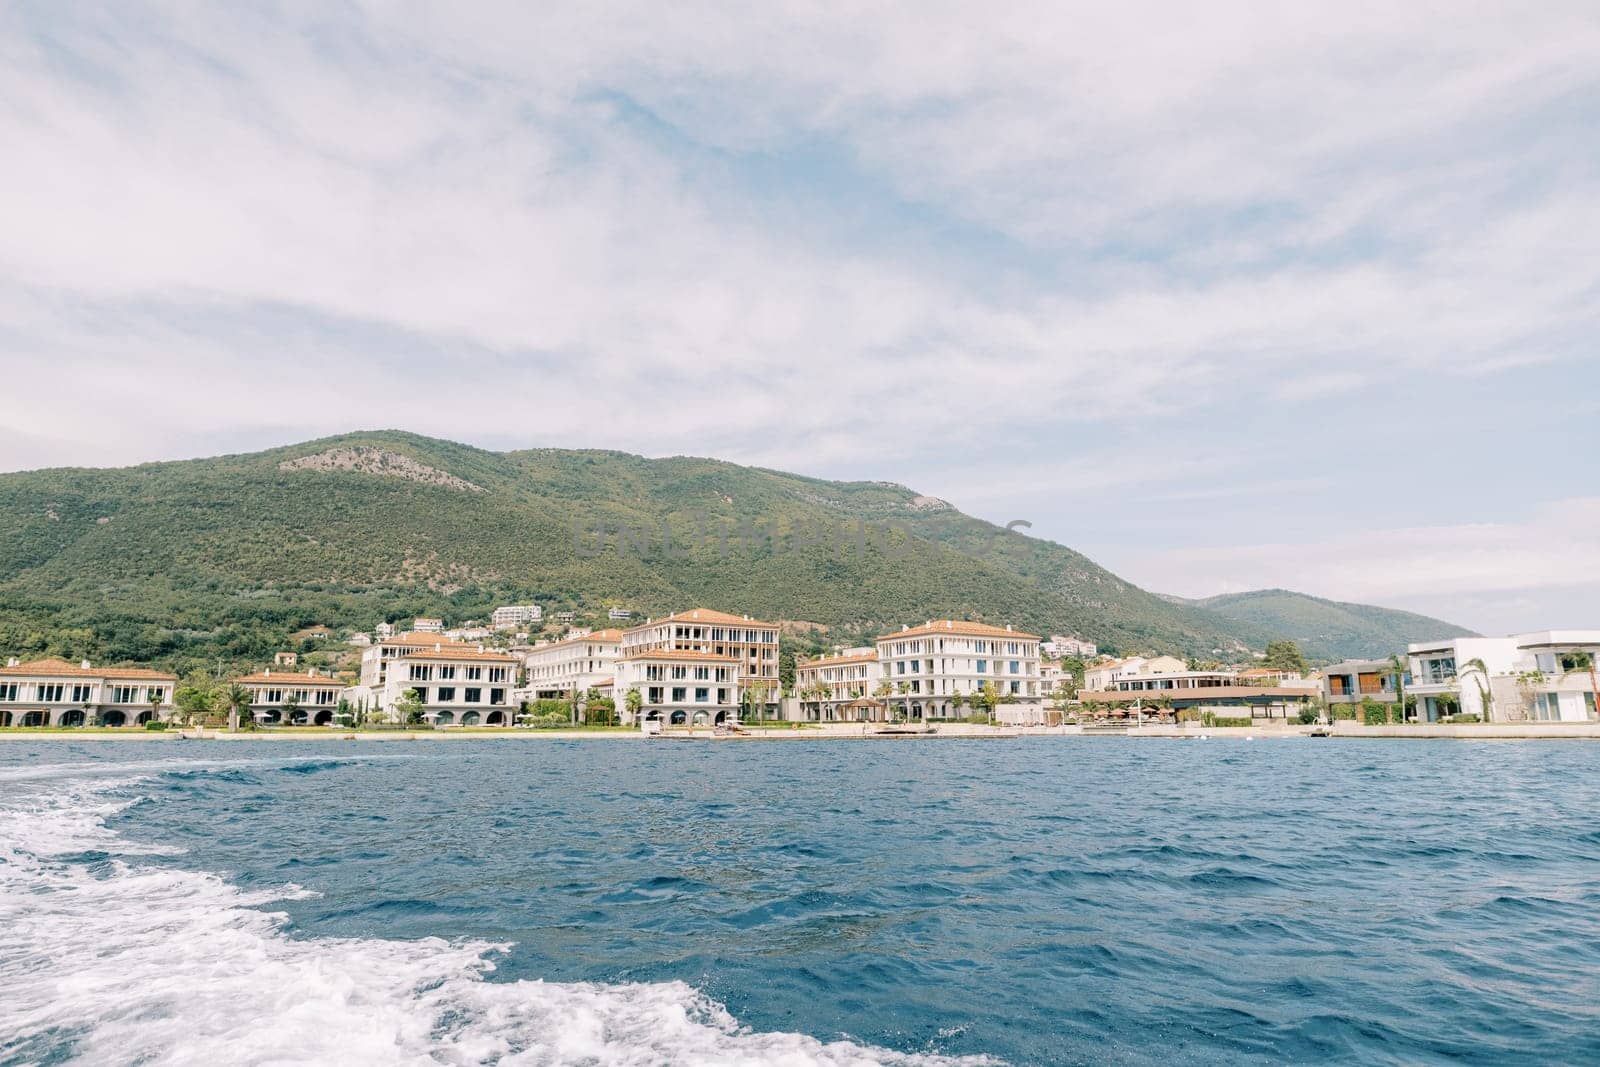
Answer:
2, 737, 1599, 1066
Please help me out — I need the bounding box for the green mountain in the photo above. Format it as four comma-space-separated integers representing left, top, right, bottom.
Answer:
1182, 590, 1477, 662
0, 430, 1465, 669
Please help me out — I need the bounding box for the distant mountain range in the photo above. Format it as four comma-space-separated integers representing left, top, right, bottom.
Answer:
0, 431, 1471, 667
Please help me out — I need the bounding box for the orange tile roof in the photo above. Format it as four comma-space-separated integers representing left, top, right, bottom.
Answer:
535, 629, 623, 649
233, 670, 346, 686
1081, 686, 1314, 702
399, 648, 517, 663
623, 649, 741, 663
875, 620, 1040, 643
797, 651, 879, 669
0, 658, 177, 681
624, 608, 777, 632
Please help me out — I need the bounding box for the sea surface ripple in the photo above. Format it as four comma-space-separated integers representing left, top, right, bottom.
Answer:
2, 738, 1598, 1065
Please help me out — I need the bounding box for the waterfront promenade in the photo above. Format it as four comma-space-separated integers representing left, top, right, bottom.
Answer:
5, 721, 1599, 741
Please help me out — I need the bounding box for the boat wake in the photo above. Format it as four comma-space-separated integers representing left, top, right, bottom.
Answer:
0, 762, 996, 1066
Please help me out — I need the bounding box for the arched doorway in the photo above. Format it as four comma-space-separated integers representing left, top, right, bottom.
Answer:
461, 711, 480, 726
434, 711, 454, 726
313, 710, 333, 726
22, 710, 49, 727
669, 710, 687, 726
256, 709, 281, 726
61, 709, 86, 728
288, 709, 308, 726
99, 710, 126, 727
713, 710, 727, 725
692, 711, 709, 726
486, 710, 505, 726
135, 711, 154, 726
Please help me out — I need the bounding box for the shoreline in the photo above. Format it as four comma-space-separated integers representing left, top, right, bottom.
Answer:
4, 722, 1599, 742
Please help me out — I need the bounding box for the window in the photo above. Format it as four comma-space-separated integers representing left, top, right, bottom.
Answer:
466, 666, 483, 680
695, 687, 709, 702
672, 687, 687, 702
1009, 661, 1020, 675
1530, 692, 1562, 721
1535, 652, 1558, 673
438, 666, 456, 680
976, 660, 987, 674
464, 687, 482, 703
149, 688, 166, 704
112, 686, 139, 703
0, 684, 17, 701
489, 668, 509, 683
490, 689, 506, 705
437, 687, 456, 702
694, 666, 709, 680
71, 684, 94, 703
409, 664, 432, 681
648, 687, 663, 703
40, 684, 65, 702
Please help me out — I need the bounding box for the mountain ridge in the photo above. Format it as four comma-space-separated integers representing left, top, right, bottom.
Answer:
0, 430, 1469, 668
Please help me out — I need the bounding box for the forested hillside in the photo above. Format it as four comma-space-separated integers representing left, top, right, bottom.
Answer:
0, 431, 1466, 670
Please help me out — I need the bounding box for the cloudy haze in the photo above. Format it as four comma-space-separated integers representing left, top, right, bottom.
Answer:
2, 2, 1596, 633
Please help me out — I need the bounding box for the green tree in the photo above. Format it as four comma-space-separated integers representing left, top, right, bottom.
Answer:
624, 687, 643, 725
1263, 640, 1309, 674
975, 681, 1002, 724
397, 688, 425, 725
280, 692, 300, 725
173, 670, 217, 727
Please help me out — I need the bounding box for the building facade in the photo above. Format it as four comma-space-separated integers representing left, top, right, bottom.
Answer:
0, 658, 176, 727
491, 604, 543, 628
1321, 659, 1403, 709
621, 609, 781, 712
794, 649, 882, 721
353, 634, 517, 724
233, 668, 347, 725
518, 629, 622, 700
874, 620, 1043, 723
614, 649, 742, 726
1406, 631, 1600, 723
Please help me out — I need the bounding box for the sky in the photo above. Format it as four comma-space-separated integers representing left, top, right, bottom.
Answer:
1, 1, 1596, 634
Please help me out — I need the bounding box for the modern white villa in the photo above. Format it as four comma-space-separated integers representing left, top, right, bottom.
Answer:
233, 667, 347, 725
517, 628, 621, 701
872, 620, 1044, 723
614, 649, 742, 726
0, 658, 176, 727
1407, 631, 1600, 723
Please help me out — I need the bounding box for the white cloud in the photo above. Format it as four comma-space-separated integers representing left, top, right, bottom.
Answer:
1115, 498, 1600, 631
0, 2, 1596, 622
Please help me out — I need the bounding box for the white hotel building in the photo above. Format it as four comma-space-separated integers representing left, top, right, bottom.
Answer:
233, 667, 347, 725
614, 649, 742, 726
874, 621, 1044, 723
0, 658, 176, 727
353, 633, 517, 725
794, 649, 883, 721
621, 609, 781, 712
519, 628, 621, 700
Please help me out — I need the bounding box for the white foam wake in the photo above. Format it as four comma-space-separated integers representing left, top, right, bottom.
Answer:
0, 764, 997, 1066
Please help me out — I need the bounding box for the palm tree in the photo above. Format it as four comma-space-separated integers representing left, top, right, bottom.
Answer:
1457, 657, 1494, 723
224, 683, 252, 733
1388, 654, 1408, 723
625, 687, 643, 726
873, 680, 893, 723
1566, 650, 1599, 722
